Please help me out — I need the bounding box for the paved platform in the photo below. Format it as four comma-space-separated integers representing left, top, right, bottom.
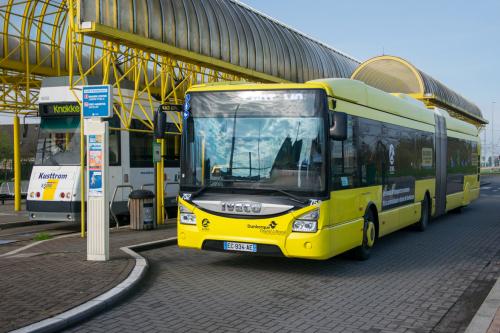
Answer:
68, 176, 500, 333
0, 201, 30, 227
0, 221, 177, 333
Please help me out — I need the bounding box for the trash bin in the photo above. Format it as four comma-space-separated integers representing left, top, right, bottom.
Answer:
128, 190, 155, 230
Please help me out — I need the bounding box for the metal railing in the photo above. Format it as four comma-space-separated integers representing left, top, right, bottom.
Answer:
0, 181, 29, 204
109, 184, 134, 228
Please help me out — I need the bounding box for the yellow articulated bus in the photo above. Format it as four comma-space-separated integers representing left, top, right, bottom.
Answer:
177, 78, 480, 260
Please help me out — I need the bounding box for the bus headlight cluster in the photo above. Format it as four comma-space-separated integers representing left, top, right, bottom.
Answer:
292, 209, 319, 233
179, 204, 196, 225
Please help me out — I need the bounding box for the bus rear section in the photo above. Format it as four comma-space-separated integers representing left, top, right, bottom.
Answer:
27, 76, 181, 223
27, 111, 83, 222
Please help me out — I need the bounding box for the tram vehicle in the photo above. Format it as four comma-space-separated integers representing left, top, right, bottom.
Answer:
27, 77, 180, 222
177, 78, 480, 260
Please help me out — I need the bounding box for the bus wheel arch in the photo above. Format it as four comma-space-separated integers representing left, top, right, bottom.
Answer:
367, 204, 379, 240
416, 192, 431, 232
354, 203, 378, 260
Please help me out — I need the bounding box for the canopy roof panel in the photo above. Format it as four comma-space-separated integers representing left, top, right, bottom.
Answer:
351, 56, 486, 124
79, 0, 360, 83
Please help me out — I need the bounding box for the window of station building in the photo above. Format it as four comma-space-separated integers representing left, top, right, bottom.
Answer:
129, 119, 154, 168
108, 114, 121, 166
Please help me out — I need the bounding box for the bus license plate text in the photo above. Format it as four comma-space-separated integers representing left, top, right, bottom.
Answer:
224, 241, 257, 253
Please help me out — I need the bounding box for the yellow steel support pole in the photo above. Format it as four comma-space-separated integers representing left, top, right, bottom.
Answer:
13, 113, 21, 211
161, 138, 166, 224
68, 0, 86, 238
156, 138, 165, 224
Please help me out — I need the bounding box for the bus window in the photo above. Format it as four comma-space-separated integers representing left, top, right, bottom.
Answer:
331, 115, 358, 190
108, 115, 121, 166
35, 117, 81, 166
163, 122, 180, 167
447, 138, 477, 194
358, 118, 382, 186
164, 133, 180, 167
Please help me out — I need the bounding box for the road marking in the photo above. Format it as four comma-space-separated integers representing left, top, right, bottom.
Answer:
482, 187, 492, 190
0, 232, 79, 258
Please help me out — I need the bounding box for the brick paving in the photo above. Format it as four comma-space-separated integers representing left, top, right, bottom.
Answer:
0, 222, 177, 333
68, 176, 500, 333
487, 308, 500, 333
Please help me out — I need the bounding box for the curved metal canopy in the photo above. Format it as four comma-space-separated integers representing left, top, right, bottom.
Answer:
351, 56, 486, 124
79, 0, 360, 83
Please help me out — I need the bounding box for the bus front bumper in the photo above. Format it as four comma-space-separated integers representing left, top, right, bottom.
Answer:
177, 224, 335, 260
27, 200, 81, 222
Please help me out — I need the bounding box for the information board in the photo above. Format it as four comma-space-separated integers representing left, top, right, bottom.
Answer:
83, 85, 112, 118
88, 134, 104, 197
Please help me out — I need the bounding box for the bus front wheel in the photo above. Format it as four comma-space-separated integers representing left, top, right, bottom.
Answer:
354, 209, 376, 261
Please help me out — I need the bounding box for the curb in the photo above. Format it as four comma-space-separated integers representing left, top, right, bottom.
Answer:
465, 278, 500, 333
10, 237, 177, 333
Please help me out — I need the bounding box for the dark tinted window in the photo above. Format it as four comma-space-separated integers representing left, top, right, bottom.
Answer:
108, 114, 121, 166
129, 120, 153, 168
446, 137, 478, 194
331, 115, 359, 189
164, 133, 180, 167
329, 114, 435, 210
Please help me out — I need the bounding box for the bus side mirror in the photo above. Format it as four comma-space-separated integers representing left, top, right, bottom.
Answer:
154, 109, 166, 139
329, 112, 347, 141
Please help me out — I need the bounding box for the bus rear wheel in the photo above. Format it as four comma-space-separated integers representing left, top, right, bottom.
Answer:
354, 209, 376, 261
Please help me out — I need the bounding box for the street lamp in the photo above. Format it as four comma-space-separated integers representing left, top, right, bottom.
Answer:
492, 102, 496, 165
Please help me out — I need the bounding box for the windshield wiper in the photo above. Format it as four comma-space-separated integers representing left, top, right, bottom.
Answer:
254, 187, 308, 205
188, 179, 244, 199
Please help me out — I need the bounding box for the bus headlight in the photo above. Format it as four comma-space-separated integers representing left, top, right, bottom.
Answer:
292, 209, 319, 233
179, 205, 197, 225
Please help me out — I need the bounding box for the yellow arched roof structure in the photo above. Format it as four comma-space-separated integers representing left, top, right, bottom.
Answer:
351, 55, 487, 126
0, 0, 360, 115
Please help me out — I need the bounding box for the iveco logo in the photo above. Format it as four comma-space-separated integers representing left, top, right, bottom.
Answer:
221, 201, 262, 214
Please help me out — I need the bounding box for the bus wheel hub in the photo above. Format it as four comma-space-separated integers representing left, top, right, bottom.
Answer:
366, 222, 375, 247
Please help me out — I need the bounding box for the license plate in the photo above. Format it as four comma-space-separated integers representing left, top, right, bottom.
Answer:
223, 241, 257, 253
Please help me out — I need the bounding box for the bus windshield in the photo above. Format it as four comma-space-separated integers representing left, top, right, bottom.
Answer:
35, 117, 81, 166
181, 89, 327, 196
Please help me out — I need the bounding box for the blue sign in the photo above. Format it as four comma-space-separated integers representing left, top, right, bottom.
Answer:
83, 85, 112, 118
183, 94, 191, 119
87, 134, 104, 197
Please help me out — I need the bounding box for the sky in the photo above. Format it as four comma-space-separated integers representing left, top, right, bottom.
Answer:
2, 0, 499, 153
242, 0, 500, 154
